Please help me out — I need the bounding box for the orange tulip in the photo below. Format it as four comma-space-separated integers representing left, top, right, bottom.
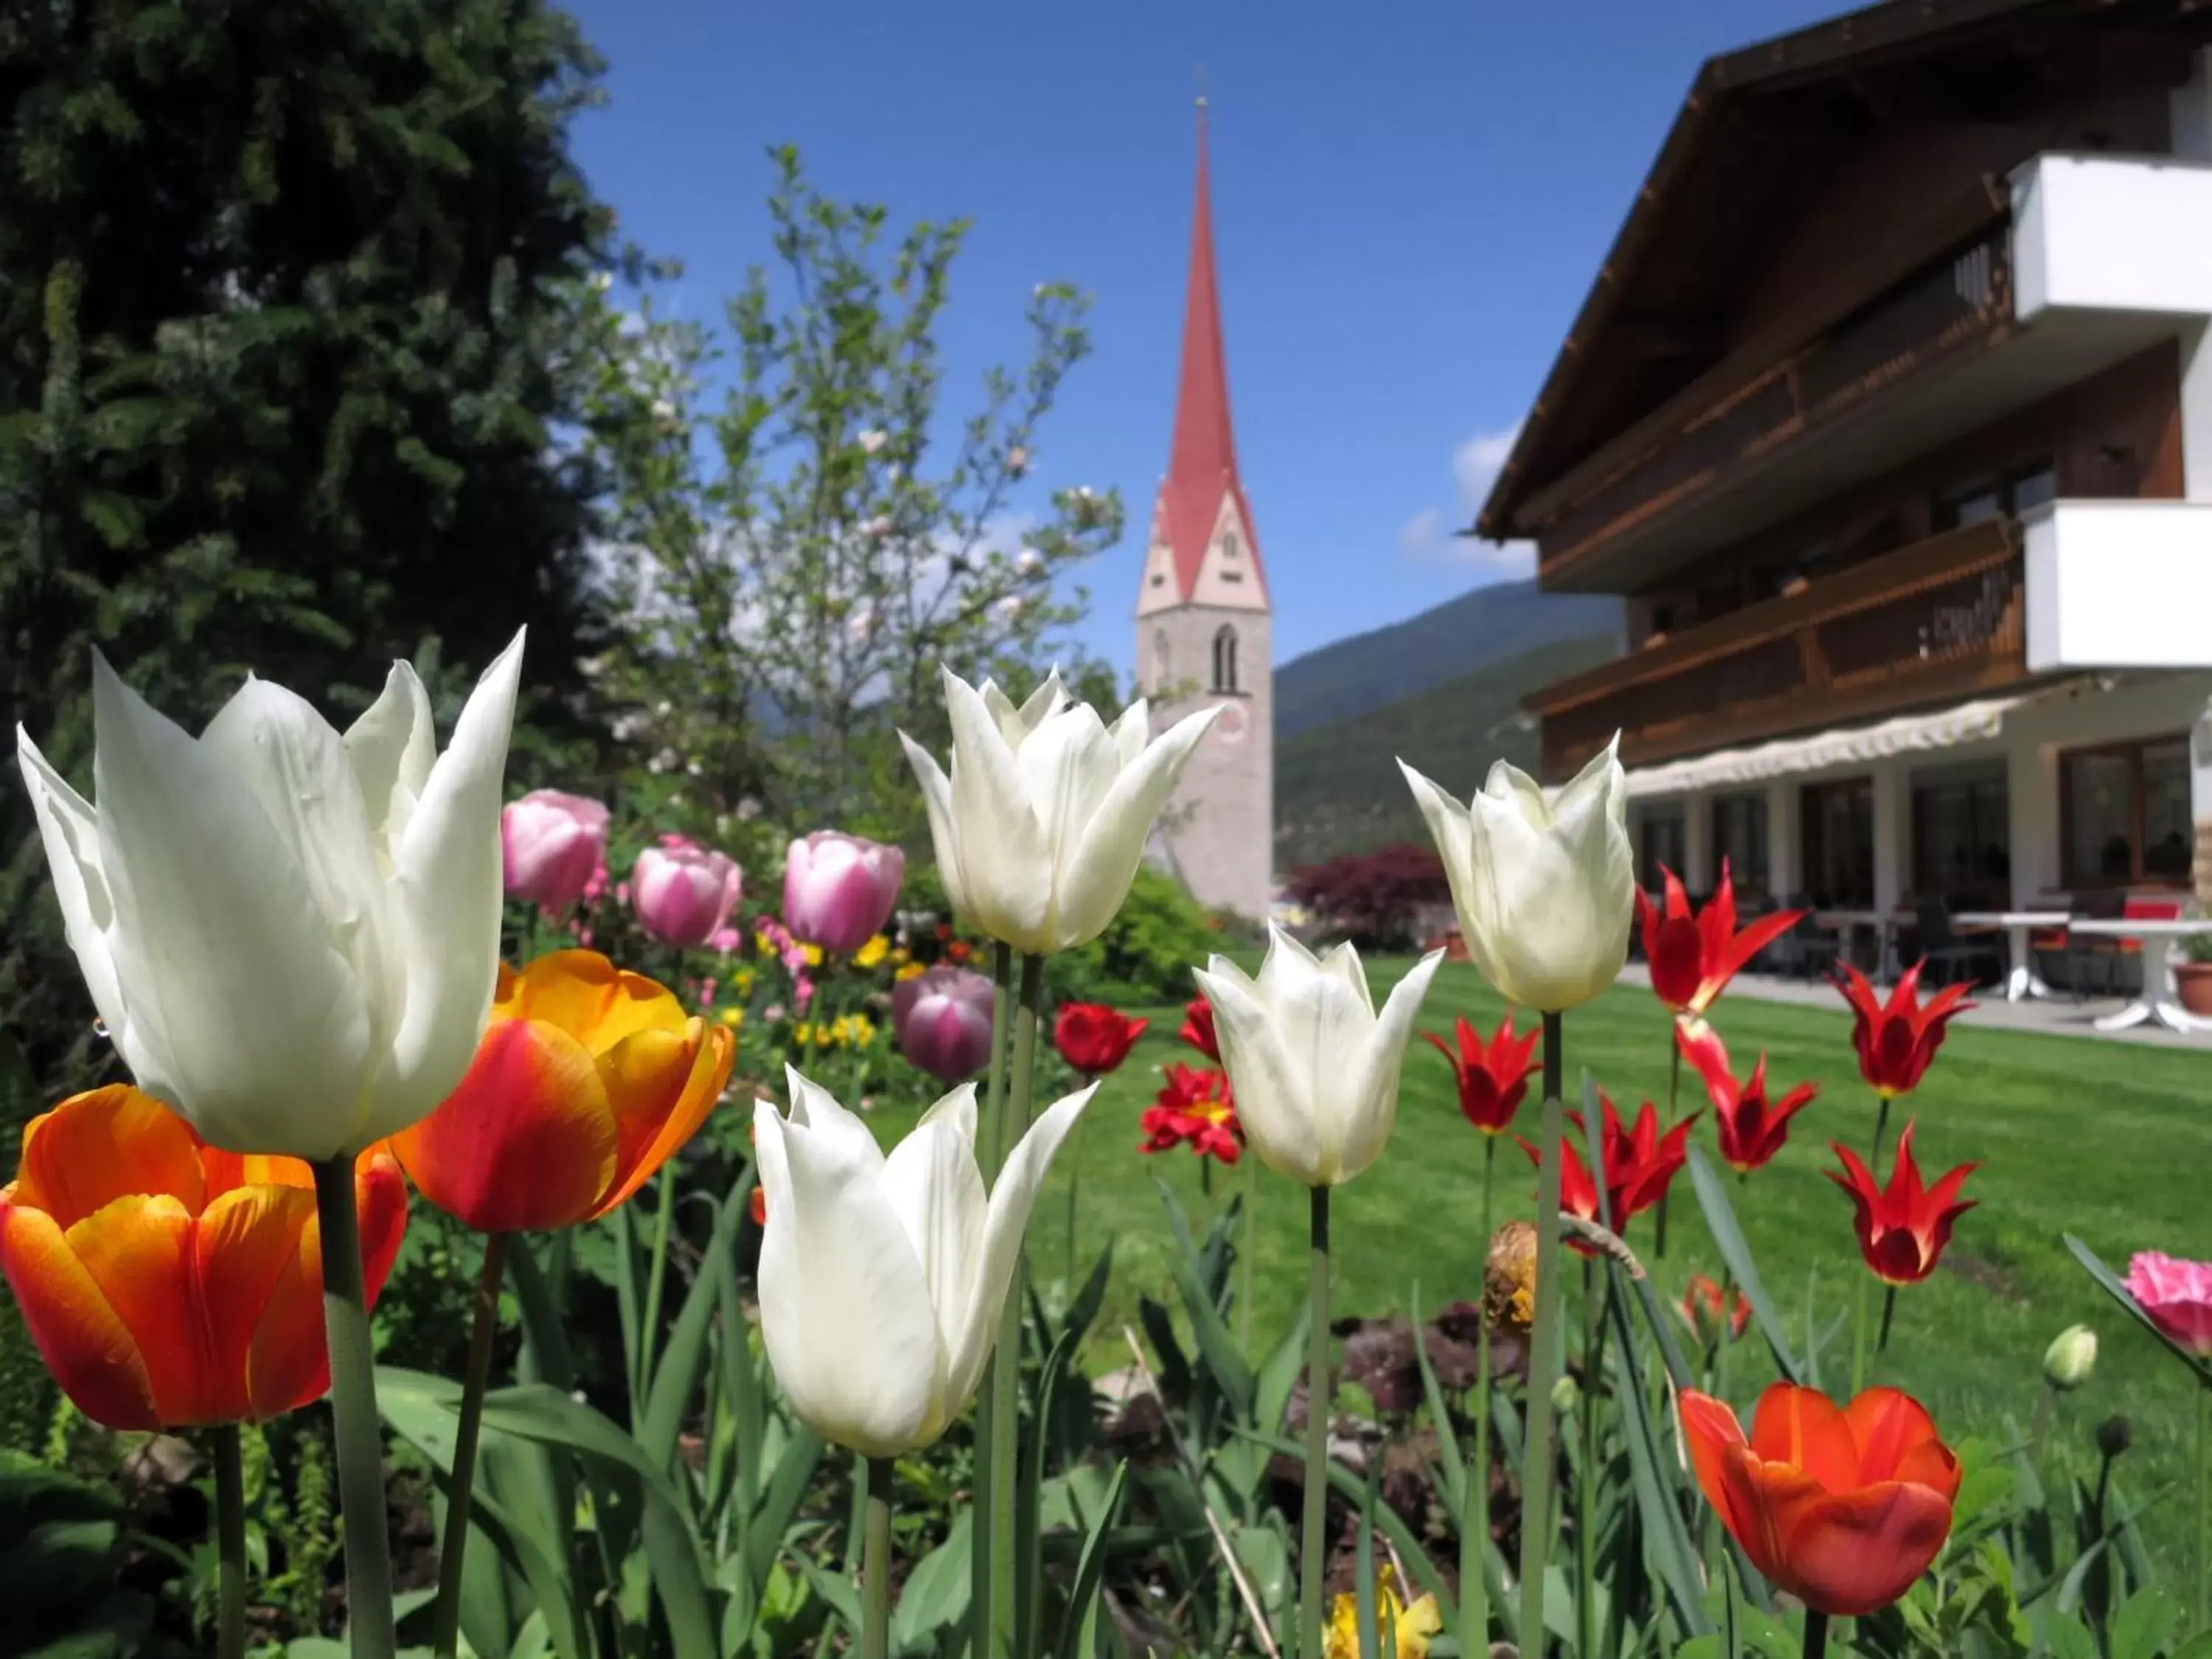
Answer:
392, 950, 735, 1233
0, 1085, 407, 1430
1680, 1382, 1961, 1617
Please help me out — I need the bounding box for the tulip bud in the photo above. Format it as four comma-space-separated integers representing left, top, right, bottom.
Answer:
1192, 928, 1441, 1188
631, 841, 742, 949
891, 965, 996, 1084
2042, 1325, 2098, 1392
2097, 1415, 2132, 1459
1551, 1374, 1581, 1416
1400, 737, 1635, 1012
782, 831, 906, 954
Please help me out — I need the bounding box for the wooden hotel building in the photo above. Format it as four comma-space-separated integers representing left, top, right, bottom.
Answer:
1484, 0, 2212, 929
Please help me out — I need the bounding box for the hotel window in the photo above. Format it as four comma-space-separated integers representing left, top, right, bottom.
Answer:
2062, 737, 2191, 886
1211, 625, 1239, 693
1711, 793, 1769, 894
1934, 456, 2053, 530
1152, 629, 1172, 692
1638, 807, 1686, 891
1910, 763, 2010, 905
1801, 778, 1876, 907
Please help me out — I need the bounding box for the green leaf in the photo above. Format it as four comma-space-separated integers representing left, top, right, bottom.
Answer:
1687, 1145, 1804, 1384
1054, 1460, 1130, 1659
1411, 1279, 1465, 1512
642, 1184, 748, 1475
2064, 1236, 2212, 1389
1022, 1325, 1080, 1658
1602, 1269, 1712, 1637
1157, 1178, 1256, 1416
1235, 1427, 1455, 1619
890, 1509, 973, 1653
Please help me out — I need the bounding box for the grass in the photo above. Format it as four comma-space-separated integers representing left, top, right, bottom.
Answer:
871, 958, 2212, 1564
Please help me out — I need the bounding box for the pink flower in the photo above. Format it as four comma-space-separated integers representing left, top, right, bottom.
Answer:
709, 926, 742, 956
501, 790, 611, 911
697, 978, 718, 1010
794, 974, 815, 1012
782, 831, 905, 953
630, 842, 742, 949
2124, 1251, 2212, 1357
891, 964, 996, 1085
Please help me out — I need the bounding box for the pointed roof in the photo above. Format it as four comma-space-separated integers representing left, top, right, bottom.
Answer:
1153, 100, 1266, 604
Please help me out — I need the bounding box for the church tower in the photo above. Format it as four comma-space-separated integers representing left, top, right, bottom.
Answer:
1136, 101, 1273, 922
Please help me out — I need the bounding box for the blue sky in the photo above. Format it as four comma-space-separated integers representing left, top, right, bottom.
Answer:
563, 0, 1845, 671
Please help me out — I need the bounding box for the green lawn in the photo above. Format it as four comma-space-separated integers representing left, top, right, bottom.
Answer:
876, 959, 2212, 1552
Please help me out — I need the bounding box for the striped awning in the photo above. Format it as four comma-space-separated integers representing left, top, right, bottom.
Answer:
1621, 692, 2037, 800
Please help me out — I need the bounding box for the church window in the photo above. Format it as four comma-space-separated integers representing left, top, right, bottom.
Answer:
1211, 625, 1239, 693
1222, 530, 1240, 560
1153, 629, 1172, 690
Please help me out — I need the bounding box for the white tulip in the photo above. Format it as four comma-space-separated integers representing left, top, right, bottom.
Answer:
753, 1068, 1093, 1457
899, 667, 1217, 955
1399, 735, 1634, 1013
15, 633, 525, 1159
1194, 928, 1443, 1188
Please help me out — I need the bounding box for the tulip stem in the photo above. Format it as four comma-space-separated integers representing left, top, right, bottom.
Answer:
1520, 1013, 1567, 1659
2197, 1383, 2208, 1635
1801, 1609, 1830, 1659
432, 1231, 508, 1659
985, 951, 1045, 1659
1655, 1034, 1680, 1259
212, 1423, 246, 1659
863, 1455, 894, 1659
1301, 1183, 1332, 1659
1459, 1136, 1495, 1659
639, 1164, 676, 1404
973, 940, 1015, 1653
1875, 1285, 1898, 1357
1238, 1154, 1259, 1356
313, 1152, 397, 1659
1579, 1253, 1601, 1659
1868, 1093, 1893, 1183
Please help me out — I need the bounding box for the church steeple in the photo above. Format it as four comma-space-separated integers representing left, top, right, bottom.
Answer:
1147, 100, 1267, 608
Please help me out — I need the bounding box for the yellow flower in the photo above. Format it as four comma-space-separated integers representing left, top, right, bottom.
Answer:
894, 961, 925, 982
848, 1013, 877, 1046
801, 942, 824, 968
733, 966, 757, 995
755, 931, 775, 959
1324, 1567, 1441, 1659
718, 1006, 745, 1029
855, 935, 891, 970
890, 945, 911, 966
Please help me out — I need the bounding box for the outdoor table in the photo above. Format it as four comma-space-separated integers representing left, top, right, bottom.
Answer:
2064, 917, 2212, 1033
1812, 908, 1905, 980
1951, 911, 2069, 1003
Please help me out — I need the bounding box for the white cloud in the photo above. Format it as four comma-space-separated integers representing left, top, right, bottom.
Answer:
1397, 422, 1536, 575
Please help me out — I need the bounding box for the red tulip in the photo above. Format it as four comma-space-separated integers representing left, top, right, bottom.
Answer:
1520, 1094, 1696, 1248
1139, 1063, 1242, 1164
1678, 1273, 1751, 1345
0, 1086, 407, 1430
1681, 1382, 1961, 1617
1837, 961, 1975, 1100
1179, 996, 1220, 1062
1676, 1020, 1819, 1175
1423, 1012, 1540, 1135
1053, 1003, 1151, 1077
1635, 862, 1804, 1018
1826, 1121, 1977, 1286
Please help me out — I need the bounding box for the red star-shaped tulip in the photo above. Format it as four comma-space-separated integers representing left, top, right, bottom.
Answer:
1826, 1121, 1977, 1286
1635, 861, 1804, 1018
1677, 1020, 1820, 1175
1836, 961, 1975, 1100
1520, 1093, 1696, 1249
1424, 1012, 1540, 1135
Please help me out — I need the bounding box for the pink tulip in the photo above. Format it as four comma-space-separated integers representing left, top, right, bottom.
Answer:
892, 964, 996, 1084
501, 790, 611, 911
2124, 1251, 2212, 1356
630, 842, 742, 949
782, 831, 906, 953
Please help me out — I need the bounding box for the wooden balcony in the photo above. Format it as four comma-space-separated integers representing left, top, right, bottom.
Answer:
1531, 215, 2014, 584
1531, 517, 2031, 779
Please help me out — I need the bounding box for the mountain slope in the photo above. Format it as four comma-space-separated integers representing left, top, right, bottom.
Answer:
1274, 630, 1620, 870
1273, 577, 1621, 740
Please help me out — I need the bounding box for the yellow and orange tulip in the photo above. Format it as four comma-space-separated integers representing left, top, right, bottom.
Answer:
0, 1085, 408, 1430
392, 950, 734, 1233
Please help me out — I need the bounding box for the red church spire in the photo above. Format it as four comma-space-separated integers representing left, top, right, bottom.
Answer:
1157, 99, 1264, 602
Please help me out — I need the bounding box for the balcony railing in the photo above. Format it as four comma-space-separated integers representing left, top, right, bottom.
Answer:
1537, 224, 2014, 574
1532, 517, 2029, 778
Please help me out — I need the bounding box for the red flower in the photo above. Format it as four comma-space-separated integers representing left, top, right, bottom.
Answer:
748, 1185, 767, 1226
1676, 1020, 1819, 1175
1678, 1273, 1752, 1345
1682, 1383, 1960, 1617
1520, 1094, 1697, 1248
1837, 961, 1975, 1100
1179, 996, 1220, 1063
1636, 862, 1804, 1018
1053, 1002, 1150, 1076
1825, 1121, 1977, 1287
1140, 1063, 1242, 1164
1424, 1012, 1540, 1135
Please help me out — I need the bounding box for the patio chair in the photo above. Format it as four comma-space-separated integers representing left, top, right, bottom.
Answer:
1909, 898, 2005, 989
1767, 892, 1840, 981
2074, 894, 2183, 1001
